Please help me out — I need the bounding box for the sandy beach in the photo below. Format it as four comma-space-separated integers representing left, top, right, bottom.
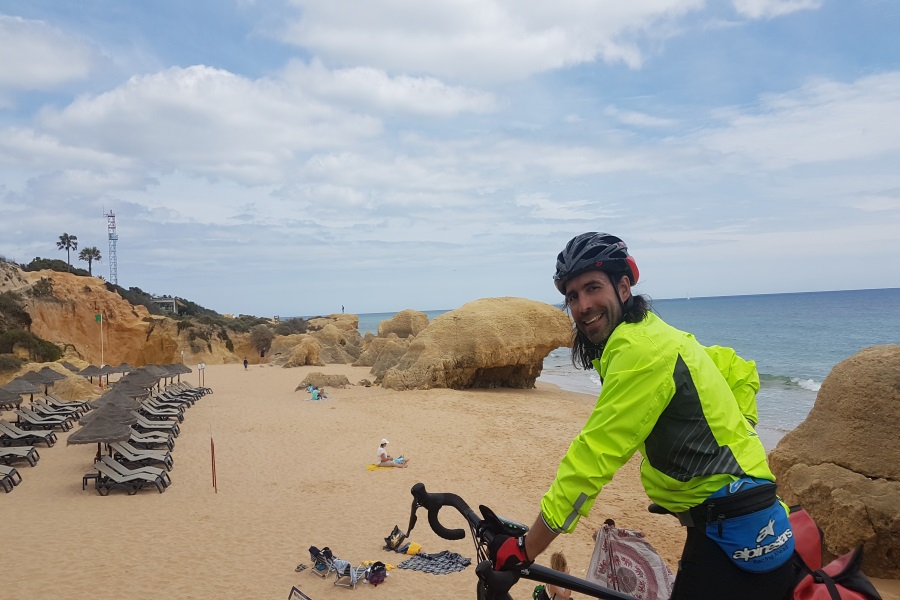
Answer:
5, 363, 898, 600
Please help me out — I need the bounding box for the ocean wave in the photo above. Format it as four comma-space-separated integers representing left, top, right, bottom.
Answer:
759, 373, 821, 392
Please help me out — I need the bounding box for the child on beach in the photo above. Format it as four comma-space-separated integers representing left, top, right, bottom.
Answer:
546, 552, 572, 599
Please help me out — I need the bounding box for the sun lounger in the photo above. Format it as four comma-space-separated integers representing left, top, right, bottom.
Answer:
138, 402, 184, 422
14, 408, 74, 432
0, 446, 40, 467
131, 412, 180, 437
31, 399, 82, 419
46, 392, 91, 408
0, 464, 23, 492
92, 461, 166, 495
44, 395, 90, 415
0, 420, 57, 447
99, 456, 171, 488
110, 441, 173, 471
129, 430, 175, 452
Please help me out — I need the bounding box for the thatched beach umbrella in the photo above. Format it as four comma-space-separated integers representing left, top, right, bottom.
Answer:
72, 399, 140, 461
21, 370, 56, 394
93, 390, 143, 410
60, 361, 80, 373
120, 369, 162, 392
38, 367, 68, 382
80, 401, 139, 424
78, 365, 103, 384
109, 384, 152, 401
2, 377, 44, 401
0, 387, 23, 409
114, 362, 135, 375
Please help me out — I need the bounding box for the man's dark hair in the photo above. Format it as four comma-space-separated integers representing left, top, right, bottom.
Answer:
570, 273, 651, 369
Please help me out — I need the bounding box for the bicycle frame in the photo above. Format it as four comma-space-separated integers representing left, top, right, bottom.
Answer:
408, 482, 637, 600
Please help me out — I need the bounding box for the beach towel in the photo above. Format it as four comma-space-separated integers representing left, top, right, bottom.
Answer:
364, 464, 392, 471
397, 550, 471, 575
587, 519, 674, 600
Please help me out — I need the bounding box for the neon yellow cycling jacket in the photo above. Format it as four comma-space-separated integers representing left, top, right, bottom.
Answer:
540, 312, 774, 534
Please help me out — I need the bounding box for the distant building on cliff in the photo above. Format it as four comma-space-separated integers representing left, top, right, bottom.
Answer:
150, 296, 187, 315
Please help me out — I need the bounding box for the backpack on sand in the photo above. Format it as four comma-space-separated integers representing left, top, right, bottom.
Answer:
789, 507, 882, 600
366, 561, 387, 586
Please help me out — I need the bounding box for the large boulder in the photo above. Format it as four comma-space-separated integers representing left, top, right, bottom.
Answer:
769, 345, 900, 578
295, 372, 351, 390
370, 339, 413, 381
380, 297, 571, 390
282, 336, 325, 368
377, 309, 429, 339
310, 323, 361, 364
353, 334, 409, 368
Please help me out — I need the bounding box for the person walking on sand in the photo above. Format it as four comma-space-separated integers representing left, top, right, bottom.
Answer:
243, 357, 248, 370
488, 232, 796, 600
377, 439, 410, 468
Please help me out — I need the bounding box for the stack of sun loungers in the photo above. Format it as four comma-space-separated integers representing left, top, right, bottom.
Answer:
0, 421, 45, 493
84, 377, 212, 496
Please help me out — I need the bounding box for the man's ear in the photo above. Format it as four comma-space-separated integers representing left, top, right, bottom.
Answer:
617, 276, 632, 303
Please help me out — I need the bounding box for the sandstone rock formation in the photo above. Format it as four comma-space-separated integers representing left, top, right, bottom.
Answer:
377, 309, 428, 339
353, 334, 409, 368
295, 372, 352, 390
369, 338, 412, 380
380, 297, 571, 390
13, 268, 250, 367
768, 344, 900, 578
282, 337, 325, 368
308, 313, 359, 334
310, 323, 361, 364
0, 362, 102, 401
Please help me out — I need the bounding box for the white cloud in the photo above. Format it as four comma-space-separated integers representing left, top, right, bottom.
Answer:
695, 73, 900, 168
36, 65, 383, 184
733, 0, 822, 19
281, 59, 498, 116
0, 15, 103, 91
278, 0, 707, 82
604, 105, 679, 128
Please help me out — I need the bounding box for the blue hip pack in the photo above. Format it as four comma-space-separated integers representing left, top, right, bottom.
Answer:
694, 478, 795, 573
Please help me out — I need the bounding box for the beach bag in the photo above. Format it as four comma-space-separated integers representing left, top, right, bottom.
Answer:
366, 561, 387, 586
586, 519, 674, 600
532, 584, 552, 600
789, 507, 882, 600
384, 525, 407, 551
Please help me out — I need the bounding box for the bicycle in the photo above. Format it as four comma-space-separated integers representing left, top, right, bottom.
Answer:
407, 482, 638, 600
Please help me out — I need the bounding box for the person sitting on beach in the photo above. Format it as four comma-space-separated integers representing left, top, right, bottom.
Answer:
545, 552, 572, 599
319, 388, 328, 399
377, 438, 409, 468
311, 388, 320, 400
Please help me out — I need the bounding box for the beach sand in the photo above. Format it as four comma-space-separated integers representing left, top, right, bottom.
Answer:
5, 363, 898, 600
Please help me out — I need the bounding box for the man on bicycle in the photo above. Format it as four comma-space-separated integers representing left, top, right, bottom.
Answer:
490, 232, 797, 599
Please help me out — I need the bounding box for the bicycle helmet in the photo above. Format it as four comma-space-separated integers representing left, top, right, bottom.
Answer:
553, 232, 639, 294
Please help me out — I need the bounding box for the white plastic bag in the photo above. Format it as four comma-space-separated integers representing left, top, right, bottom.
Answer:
586, 519, 675, 600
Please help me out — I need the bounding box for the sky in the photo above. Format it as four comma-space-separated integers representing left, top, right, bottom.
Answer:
0, 0, 898, 317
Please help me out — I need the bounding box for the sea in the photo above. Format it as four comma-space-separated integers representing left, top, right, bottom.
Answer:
355, 288, 900, 450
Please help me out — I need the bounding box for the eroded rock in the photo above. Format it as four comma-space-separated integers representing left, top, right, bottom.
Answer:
381, 297, 571, 390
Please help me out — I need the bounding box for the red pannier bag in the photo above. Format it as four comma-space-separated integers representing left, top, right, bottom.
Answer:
789, 507, 882, 600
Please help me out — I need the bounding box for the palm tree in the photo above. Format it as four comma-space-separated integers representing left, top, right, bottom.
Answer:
56, 233, 78, 271
78, 246, 102, 276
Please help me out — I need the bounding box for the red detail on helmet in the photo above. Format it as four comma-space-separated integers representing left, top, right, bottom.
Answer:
626, 256, 639, 285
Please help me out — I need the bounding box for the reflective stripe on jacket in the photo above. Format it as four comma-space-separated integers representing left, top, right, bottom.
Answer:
540, 312, 773, 534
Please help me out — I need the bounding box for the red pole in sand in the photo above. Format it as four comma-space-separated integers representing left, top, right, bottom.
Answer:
210, 431, 217, 493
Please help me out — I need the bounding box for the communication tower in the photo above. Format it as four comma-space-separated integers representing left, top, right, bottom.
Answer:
105, 210, 118, 285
